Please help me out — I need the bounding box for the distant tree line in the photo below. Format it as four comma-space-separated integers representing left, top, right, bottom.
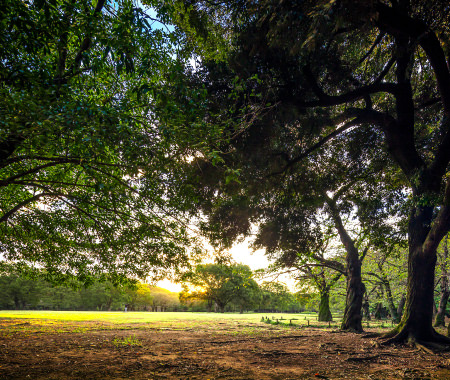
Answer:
0, 267, 315, 314
0, 275, 181, 311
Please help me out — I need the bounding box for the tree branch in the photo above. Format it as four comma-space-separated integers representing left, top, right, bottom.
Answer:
359, 32, 386, 64
423, 178, 450, 254
64, 0, 106, 80
0, 159, 81, 186
297, 79, 398, 109
376, 3, 450, 114
0, 193, 53, 223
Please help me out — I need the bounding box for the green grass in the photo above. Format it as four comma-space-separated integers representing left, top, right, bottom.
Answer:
0, 310, 395, 331
0, 310, 317, 324
112, 334, 142, 347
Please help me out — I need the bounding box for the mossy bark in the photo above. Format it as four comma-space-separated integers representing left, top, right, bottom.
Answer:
384, 242, 450, 345
435, 239, 449, 327
384, 280, 400, 323
434, 294, 448, 327
318, 291, 333, 322
396, 294, 406, 320
362, 294, 371, 321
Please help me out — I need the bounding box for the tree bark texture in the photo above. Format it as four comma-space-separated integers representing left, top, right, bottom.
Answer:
362, 293, 371, 321
318, 290, 333, 322
434, 238, 449, 327
388, 238, 443, 342
341, 255, 364, 332
383, 279, 399, 323
385, 210, 450, 344
434, 288, 449, 327
326, 196, 364, 332
396, 294, 406, 320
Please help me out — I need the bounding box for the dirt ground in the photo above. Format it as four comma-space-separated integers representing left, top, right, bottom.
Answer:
2, 318, 450, 380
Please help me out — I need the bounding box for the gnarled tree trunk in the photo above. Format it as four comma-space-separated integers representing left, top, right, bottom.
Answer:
389, 244, 438, 342
385, 214, 450, 345
326, 196, 365, 332
341, 253, 364, 332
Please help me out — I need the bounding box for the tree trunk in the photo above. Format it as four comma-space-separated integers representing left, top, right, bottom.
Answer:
386, 241, 449, 343
318, 290, 333, 322
434, 289, 449, 327
397, 294, 406, 320
374, 303, 384, 320
325, 197, 364, 332
340, 255, 364, 332
383, 280, 399, 323
382, 204, 450, 346
392, 247, 438, 341
217, 302, 225, 313
435, 238, 449, 327
362, 293, 371, 321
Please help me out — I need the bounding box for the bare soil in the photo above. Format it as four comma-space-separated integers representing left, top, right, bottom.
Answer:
1, 318, 450, 379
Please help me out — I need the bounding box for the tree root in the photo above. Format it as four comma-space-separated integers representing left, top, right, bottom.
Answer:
380, 328, 408, 346
379, 328, 450, 353
379, 328, 401, 340
346, 354, 380, 362
361, 332, 383, 338
415, 342, 435, 355
431, 330, 450, 344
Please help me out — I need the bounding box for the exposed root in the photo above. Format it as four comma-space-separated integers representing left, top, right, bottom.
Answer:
380, 328, 408, 346
380, 327, 450, 353
431, 330, 450, 344
415, 342, 435, 355
361, 332, 382, 338
346, 354, 380, 362
379, 328, 400, 340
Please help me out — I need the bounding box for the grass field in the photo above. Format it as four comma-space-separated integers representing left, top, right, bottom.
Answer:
0, 310, 396, 330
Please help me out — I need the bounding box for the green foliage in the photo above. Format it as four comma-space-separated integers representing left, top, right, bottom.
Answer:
0, 273, 180, 311
180, 259, 257, 312
259, 282, 303, 313
0, 0, 208, 283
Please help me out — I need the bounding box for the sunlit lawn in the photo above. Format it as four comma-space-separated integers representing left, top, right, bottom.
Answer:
0, 310, 318, 324
0, 310, 396, 331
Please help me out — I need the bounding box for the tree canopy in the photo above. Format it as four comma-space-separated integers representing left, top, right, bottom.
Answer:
172, 0, 450, 346
0, 0, 206, 284
180, 260, 257, 312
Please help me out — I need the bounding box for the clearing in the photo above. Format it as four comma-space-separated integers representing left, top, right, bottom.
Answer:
1, 311, 450, 379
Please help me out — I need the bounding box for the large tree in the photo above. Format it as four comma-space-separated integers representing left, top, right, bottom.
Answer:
180, 260, 256, 312
0, 0, 205, 283
188, 125, 401, 331
173, 0, 450, 346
